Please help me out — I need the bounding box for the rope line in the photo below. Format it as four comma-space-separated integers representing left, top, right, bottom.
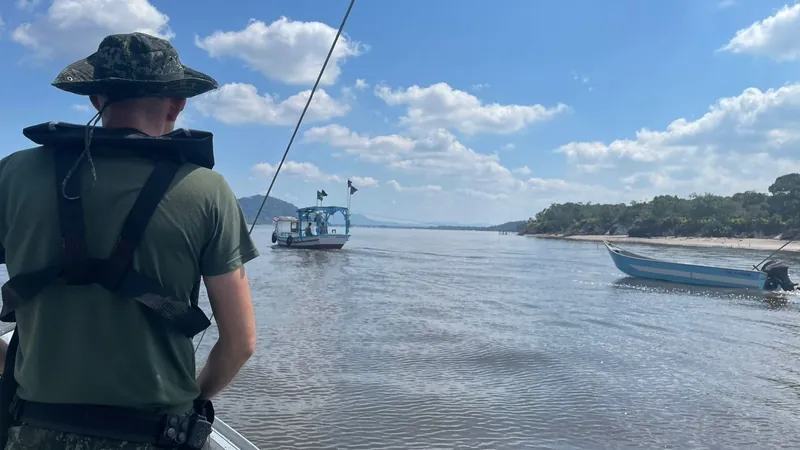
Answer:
194, 0, 358, 354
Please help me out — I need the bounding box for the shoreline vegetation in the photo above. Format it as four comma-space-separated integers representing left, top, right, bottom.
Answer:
521, 173, 800, 253
528, 234, 800, 253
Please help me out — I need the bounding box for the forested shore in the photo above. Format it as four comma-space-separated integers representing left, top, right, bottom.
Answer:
523, 174, 800, 240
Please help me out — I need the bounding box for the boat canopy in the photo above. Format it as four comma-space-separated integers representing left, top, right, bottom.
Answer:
297, 206, 350, 234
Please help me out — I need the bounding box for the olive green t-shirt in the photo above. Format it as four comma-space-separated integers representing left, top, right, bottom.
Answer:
0, 145, 259, 412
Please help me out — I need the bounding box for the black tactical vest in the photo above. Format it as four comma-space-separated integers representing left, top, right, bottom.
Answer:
0, 122, 217, 338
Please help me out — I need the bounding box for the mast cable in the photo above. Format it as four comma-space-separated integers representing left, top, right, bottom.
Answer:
194, 0, 357, 354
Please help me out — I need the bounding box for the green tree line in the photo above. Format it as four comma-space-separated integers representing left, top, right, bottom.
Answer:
524, 173, 800, 239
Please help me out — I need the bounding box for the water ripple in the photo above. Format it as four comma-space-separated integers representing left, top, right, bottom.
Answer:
190, 230, 800, 449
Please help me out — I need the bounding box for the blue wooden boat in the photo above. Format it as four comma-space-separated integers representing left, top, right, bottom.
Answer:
603, 241, 798, 291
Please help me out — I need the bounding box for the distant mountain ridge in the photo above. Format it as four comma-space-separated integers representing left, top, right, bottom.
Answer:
236, 196, 524, 232
237, 195, 299, 224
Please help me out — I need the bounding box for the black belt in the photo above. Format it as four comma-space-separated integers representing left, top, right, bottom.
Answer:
10, 397, 213, 449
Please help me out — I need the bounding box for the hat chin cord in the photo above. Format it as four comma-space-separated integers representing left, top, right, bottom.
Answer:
61, 99, 118, 201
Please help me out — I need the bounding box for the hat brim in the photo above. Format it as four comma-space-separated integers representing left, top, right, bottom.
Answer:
51, 57, 218, 99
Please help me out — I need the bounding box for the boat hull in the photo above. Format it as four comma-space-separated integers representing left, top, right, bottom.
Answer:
604, 241, 769, 290
276, 234, 349, 249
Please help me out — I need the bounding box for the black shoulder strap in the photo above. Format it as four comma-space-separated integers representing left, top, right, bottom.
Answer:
104, 160, 180, 288
54, 149, 90, 283
106, 159, 211, 337
0, 150, 92, 322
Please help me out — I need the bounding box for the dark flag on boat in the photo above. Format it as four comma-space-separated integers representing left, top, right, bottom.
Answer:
316, 190, 328, 201
347, 179, 358, 195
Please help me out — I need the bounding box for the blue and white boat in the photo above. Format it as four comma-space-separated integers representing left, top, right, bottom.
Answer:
271, 206, 351, 250
603, 241, 798, 291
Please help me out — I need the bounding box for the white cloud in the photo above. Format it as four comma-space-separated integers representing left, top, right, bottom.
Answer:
354, 79, 369, 90
301, 85, 800, 223
720, 3, 800, 61
555, 83, 800, 197
576, 162, 615, 174
387, 180, 442, 194
252, 162, 378, 192
174, 112, 192, 130
252, 161, 341, 184
339, 86, 356, 102
304, 93, 800, 222
195, 17, 365, 86
374, 82, 569, 135
512, 166, 532, 175
524, 177, 585, 193
304, 124, 625, 223
12, 0, 173, 60
193, 83, 349, 126
454, 188, 507, 200
16, 0, 41, 10
306, 124, 545, 201
348, 176, 378, 188
304, 124, 416, 163
72, 104, 90, 112
502, 143, 516, 151
471, 83, 490, 91
384, 128, 519, 189
717, 0, 736, 9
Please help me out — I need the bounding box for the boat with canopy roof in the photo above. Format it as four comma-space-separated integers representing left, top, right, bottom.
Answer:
271, 205, 351, 250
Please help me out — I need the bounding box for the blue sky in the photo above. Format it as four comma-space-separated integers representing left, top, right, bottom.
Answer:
1, 0, 800, 225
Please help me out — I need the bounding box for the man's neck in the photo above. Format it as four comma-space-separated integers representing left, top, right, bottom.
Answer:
101, 118, 165, 137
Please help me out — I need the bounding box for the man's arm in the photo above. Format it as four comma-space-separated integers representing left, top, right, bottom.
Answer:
195, 175, 259, 400
196, 267, 256, 399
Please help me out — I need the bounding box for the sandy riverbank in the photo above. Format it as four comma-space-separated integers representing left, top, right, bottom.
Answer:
527, 234, 800, 253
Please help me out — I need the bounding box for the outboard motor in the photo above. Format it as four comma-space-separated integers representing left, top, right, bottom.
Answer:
761, 259, 798, 291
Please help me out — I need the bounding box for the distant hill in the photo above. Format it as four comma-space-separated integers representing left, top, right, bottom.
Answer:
334, 214, 524, 232
327, 213, 382, 227
237, 195, 299, 224
237, 197, 525, 232
335, 214, 494, 228
347, 213, 414, 227
425, 220, 526, 232
432, 221, 494, 228
485, 220, 527, 233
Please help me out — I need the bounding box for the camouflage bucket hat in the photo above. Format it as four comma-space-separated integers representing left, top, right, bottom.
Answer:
51, 32, 218, 100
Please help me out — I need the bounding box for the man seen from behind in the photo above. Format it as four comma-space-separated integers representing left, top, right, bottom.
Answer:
0, 32, 258, 449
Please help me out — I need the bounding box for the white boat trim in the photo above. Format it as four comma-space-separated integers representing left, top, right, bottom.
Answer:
628, 263, 766, 288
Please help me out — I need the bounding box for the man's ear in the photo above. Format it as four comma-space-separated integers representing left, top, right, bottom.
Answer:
89, 95, 104, 112
166, 98, 188, 122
